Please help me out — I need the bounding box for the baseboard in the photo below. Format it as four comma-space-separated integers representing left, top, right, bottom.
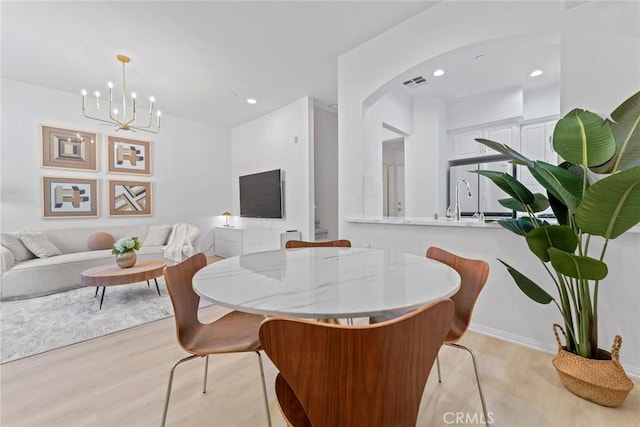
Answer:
469, 323, 640, 379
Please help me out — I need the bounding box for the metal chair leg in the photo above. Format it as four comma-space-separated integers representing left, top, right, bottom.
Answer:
436, 353, 442, 383
448, 343, 489, 427
203, 355, 209, 394
161, 354, 200, 427
256, 351, 272, 427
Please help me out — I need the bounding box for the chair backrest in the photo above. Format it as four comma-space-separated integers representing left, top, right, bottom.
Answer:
259, 298, 455, 427
285, 239, 351, 249
163, 253, 208, 352
426, 247, 489, 343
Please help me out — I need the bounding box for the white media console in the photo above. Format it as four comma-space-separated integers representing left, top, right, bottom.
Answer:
214, 226, 301, 257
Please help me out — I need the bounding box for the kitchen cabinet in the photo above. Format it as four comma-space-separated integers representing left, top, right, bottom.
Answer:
449, 122, 519, 160
517, 119, 558, 215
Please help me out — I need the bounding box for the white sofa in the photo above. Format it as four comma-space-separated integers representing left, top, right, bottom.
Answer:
0, 224, 199, 301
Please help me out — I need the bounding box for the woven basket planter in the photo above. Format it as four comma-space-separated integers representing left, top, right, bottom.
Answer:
552, 324, 634, 407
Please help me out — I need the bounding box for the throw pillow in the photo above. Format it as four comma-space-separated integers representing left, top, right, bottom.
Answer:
87, 232, 116, 251
143, 225, 172, 246
0, 233, 36, 263
19, 232, 62, 258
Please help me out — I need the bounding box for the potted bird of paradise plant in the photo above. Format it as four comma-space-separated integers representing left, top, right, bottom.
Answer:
474, 91, 639, 407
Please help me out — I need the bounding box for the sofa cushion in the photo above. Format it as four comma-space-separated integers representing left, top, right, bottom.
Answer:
87, 232, 116, 251
1, 233, 36, 263
19, 233, 62, 258
143, 225, 172, 247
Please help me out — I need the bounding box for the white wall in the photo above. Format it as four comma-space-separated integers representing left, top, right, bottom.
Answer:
447, 86, 523, 130
338, 1, 639, 374
561, 1, 640, 115
407, 97, 446, 217
362, 89, 412, 217
0, 78, 231, 250
523, 84, 560, 121
313, 106, 338, 239
231, 96, 314, 239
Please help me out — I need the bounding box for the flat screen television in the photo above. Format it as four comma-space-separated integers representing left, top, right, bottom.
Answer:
239, 169, 283, 218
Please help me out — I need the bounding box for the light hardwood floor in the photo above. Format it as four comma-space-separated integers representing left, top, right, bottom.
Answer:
1, 305, 638, 427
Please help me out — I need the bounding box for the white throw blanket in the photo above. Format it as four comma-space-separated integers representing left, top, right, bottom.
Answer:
164, 223, 199, 262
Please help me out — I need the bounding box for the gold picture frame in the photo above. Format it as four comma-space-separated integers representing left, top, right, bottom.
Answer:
108, 179, 152, 216
41, 125, 98, 171
42, 176, 98, 218
107, 136, 151, 175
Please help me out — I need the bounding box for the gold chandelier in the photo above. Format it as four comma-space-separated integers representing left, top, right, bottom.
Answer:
81, 54, 161, 133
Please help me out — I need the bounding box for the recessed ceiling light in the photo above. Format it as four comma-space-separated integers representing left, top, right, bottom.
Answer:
529, 70, 544, 77
246, 98, 257, 104
433, 69, 445, 77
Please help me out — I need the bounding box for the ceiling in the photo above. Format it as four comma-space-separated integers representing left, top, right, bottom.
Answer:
1, 1, 437, 129
375, 33, 560, 104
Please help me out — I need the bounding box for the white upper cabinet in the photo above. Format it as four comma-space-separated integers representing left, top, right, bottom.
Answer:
518, 119, 558, 186
450, 129, 484, 159
448, 122, 519, 160
517, 119, 558, 215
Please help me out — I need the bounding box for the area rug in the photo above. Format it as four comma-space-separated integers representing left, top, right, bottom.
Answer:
0, 277, 209, 363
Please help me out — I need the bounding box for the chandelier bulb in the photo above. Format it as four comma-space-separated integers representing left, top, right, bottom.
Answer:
108, 82, 114, 89
149, 96, 155, 103
157, 111, 162, 117
113, 108, 119, 115
94, 91, 100, 98
81, 89, 87, 96
131, 92, 137, 99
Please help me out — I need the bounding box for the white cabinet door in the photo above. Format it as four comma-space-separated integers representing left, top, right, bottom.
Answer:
449, 129, 483, 160
449, 122, 518, 160
214, 227, 243, 257
484, 124, 518, 155
517, 119, 558, 215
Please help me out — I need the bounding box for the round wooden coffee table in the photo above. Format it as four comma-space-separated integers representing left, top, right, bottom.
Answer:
81, 260, 167, 309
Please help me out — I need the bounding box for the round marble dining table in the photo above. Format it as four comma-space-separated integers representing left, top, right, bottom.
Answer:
192, 247, 461, 319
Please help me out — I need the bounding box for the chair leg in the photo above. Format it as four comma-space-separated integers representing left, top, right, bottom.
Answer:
436, 353, 442, 383
161, 354, 200, 427
203, 355, 210, 394
448, 343, 489, 427
255, 351, 272, 427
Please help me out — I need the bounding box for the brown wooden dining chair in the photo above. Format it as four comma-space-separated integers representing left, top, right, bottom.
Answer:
370, 246, 490, 426
161, 253, 271, 427
259, 298, 455, 427
285, 239, 351, 248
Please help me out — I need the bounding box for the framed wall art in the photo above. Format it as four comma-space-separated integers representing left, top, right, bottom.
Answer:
107, 136, 151, 175
42, 176, 98, 218
108, 179, 152, 216
41, 125, 97, 171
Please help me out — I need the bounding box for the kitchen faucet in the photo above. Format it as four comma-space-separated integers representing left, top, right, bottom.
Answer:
454, 178, 472, 221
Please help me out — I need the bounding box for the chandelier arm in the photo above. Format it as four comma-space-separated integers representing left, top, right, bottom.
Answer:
81, 54, 161, 133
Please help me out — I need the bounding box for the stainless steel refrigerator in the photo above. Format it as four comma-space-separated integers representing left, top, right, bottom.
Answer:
448, 160, 515, 218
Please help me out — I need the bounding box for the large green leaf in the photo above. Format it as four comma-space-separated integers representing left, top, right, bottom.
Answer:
529, 161, 584, 212
591, 91, 640, 173
476, 170, 534, 205
499, 260, 554, 304
576, 166, 640, 239
553, 109, 616, 167
499, 193, 550, 213
525, 225, 578, 262
498, 217, 544, 236
548, 191, 569, 225
548, 248, 608, 280
475, 138, 533, 166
